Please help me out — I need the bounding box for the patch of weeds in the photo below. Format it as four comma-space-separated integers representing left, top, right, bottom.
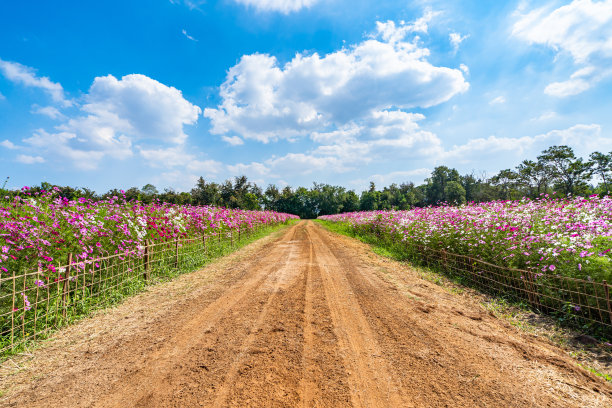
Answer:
578, 364, 612, 382
372, 246, 395, 258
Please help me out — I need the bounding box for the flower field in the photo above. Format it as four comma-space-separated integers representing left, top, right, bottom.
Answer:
0, 187, 298, 353
320, 196, 612, 332
320, 196, 612, 282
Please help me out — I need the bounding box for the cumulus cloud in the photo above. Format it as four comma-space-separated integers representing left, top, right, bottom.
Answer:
1, 140, 17, 149
350, 168, 431, 190
544, 65, 611, 97
139, 146, 193, 168
227, 161, 270, 176
31, 105, 66, 120
222, 135, 244, 145
0, 59, 71, 106
186, 159, 223, 174
443, 124, 609, 162
22, 129, 109, 170
205, 17, 468, 143
16, 154, 45, 164
22, 74, 201, 169
227, 109, 444, 181
233, 0, 318, 14
449, 32, 469, 53
79, 74, 201, 144
513, 0, 612, 97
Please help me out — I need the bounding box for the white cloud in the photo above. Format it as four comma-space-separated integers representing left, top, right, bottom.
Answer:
186, 159, 223, 174
205, 17, 468, 143
227, 109, 444, 181
350, 168, 431, 190
513, 0, 612, 96
31, 105, 66, 120
222, 135, 244, 145
182, 29, 198, 41
139, 146, 193, 168
233, 0, 318, 14
138, 145, 222, 174
449, 32, 469, 53
489, 95, 506, 105
16, 154, 45, 164
531, 111, 558, 121
22, 129, 108, 170
169, 0, 205, 10
543, 65, 611, 97
1, 140, 17, 149
23, 74, 201, 169
459, 63, 469, 75
79, 74, 201, 144
227, 161, 270, 176
375, 10, 438, 43
443, 124, 609, 162
0, 59, 71, 106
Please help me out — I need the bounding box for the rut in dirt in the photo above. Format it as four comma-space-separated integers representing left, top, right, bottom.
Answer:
1, 221, 611, 408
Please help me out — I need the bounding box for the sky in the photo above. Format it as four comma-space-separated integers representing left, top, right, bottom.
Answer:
1, 0, 611, 193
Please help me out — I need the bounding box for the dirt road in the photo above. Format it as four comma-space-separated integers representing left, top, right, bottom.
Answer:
1, 221, 610, 407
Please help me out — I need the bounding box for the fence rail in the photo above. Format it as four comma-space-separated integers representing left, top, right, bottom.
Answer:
368, 231, 612, 335
0, 223, 268, 355
406, 244, 612, 334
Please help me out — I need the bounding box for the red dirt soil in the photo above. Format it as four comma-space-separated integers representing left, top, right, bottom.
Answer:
1, 221, 610, 407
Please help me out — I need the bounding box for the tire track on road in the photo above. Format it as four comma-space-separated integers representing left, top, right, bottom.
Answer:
96, 225, 299, 408
308, 223, 411, 408
299, 228, 316, 408
210, 228, 301, 407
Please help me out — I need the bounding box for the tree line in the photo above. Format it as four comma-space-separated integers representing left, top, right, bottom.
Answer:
3, 145, 611, 219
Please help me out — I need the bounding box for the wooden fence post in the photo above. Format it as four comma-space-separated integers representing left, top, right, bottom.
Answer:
11, 268, 15, 349
203, 235, 207, 254
238, 227, 241, 242
34, 265, 41, 339
527, 271, 538, 308
604, 280, 612, 325
230, 229, 234, 247
62, 253, 72, 318
174, 238, 179, 269
143, 240, 150, 281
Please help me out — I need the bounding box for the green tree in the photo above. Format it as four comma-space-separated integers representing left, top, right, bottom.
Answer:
190, 177, 220, 206
426, 166, 460, 204
491, 169, 518, 200
342, 190, 360, 212
444, 181, 466, 205
589, 151, 612, 194
516, 160, 548, 198
538, 145, 592, 196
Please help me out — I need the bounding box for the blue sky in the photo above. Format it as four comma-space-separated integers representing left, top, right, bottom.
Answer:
1, 0, 611, 192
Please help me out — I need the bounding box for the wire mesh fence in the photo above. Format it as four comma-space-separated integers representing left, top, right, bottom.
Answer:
0, 223, 268, 355
391, 239, 612, 335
